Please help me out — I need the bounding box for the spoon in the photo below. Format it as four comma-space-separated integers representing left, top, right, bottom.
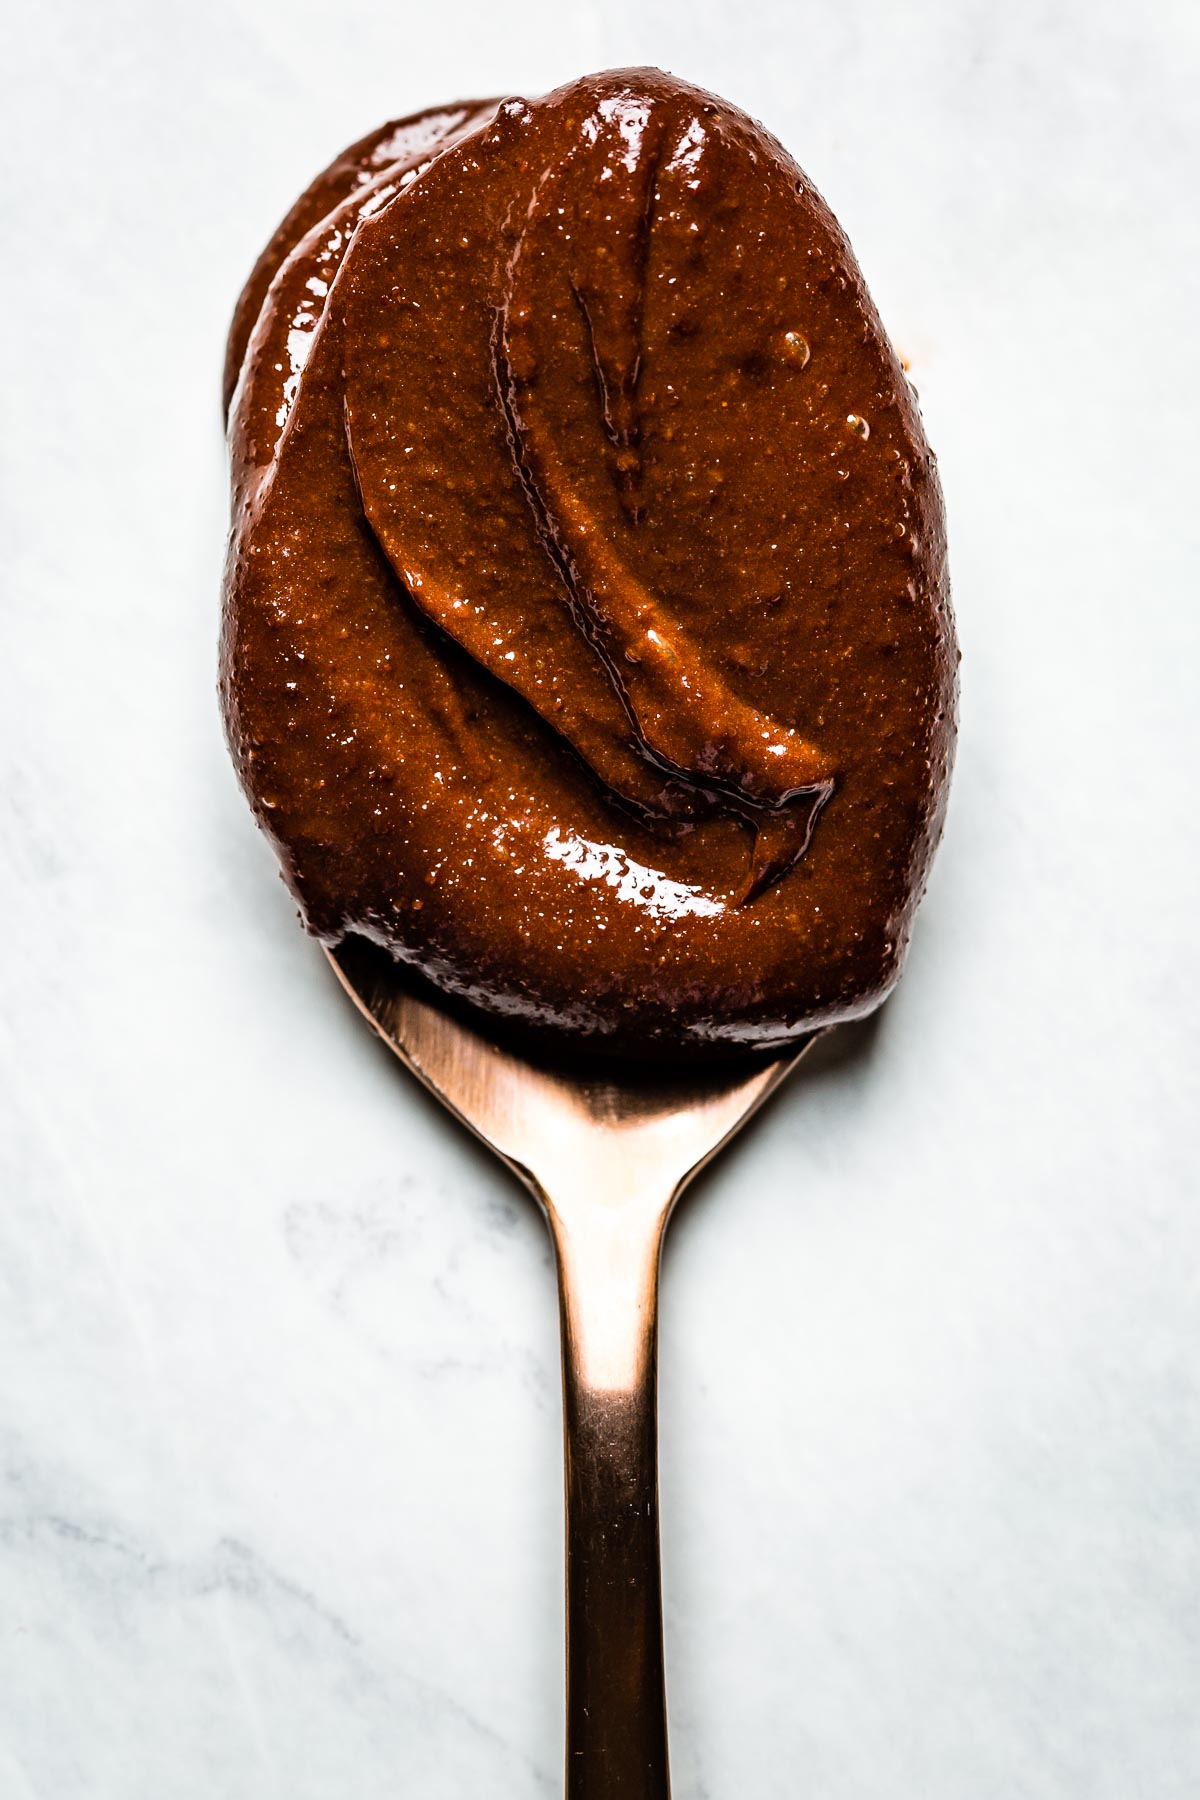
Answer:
327, 934, 818, 1799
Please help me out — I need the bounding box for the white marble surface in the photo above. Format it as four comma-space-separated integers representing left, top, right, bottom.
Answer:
2, 0, 1198, 1793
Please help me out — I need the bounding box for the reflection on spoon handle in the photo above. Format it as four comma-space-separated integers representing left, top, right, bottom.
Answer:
545, 1175, 673, 1798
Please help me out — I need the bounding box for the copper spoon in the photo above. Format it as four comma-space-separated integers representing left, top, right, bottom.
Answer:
327, 935, 818, 1798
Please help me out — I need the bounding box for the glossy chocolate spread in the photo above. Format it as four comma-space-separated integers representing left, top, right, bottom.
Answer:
221, 70, 957, 1054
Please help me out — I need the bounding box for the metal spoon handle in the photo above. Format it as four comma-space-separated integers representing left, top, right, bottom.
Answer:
547, 1183, 673, 1800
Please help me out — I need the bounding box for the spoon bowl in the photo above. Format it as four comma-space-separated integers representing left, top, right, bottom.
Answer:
327, 934, 818, 1799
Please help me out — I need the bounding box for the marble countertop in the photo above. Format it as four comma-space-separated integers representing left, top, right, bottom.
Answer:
2, 1, 1197, 1794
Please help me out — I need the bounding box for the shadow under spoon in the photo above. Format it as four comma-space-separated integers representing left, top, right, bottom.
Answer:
327, 935, 818, 1799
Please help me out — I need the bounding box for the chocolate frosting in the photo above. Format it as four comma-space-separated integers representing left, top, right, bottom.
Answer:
221, 70, 957, 1055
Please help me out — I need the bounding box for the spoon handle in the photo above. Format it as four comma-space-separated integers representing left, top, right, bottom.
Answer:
546, 1181, 673, 1799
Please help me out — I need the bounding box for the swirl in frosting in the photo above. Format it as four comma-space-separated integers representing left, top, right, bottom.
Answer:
221, 70, 957, 1054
